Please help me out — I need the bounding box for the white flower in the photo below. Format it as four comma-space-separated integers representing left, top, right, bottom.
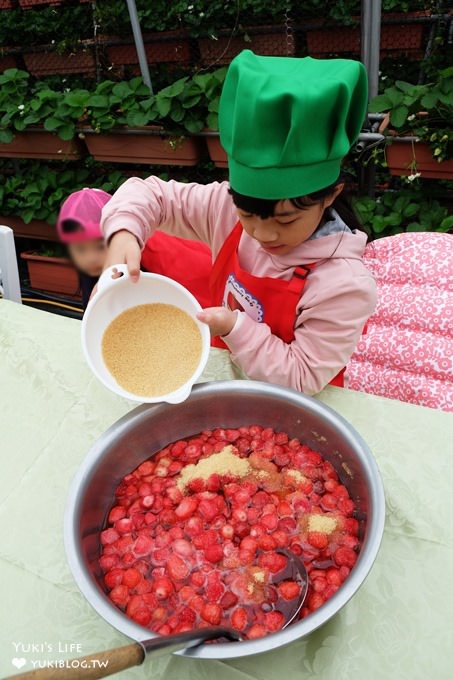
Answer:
17, 104, 25, 110
407, 114, 415, 121
406, 172, 421, 182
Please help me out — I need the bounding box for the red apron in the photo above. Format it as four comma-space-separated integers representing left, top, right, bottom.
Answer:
141, 231, 213, 309
209, 222, 345, 388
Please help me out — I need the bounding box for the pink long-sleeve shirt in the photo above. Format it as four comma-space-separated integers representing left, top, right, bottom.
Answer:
101, 177, 376, 395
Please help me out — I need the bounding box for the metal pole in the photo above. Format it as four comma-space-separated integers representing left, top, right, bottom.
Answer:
125, 0, 153, 93
361, 0, 381, 100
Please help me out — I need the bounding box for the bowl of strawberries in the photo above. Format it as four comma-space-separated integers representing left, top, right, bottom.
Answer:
64, 380, 385, 658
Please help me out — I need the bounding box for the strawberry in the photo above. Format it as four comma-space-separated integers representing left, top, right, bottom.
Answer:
247, 623, 267, 639
152, 577, 174, 600
100, 528, 120, 545
104, 569, 123, 589
204, 543, 224, 564
167, 554, 190, 581
277, 580, 300, 601
258, 551, 288, 573
174, 496, 198, 520
109, 584, 129, 607
122, 568, 141, 589
220, 591, 238, 610
307, 531, 329, 550
200, 603, 222, 625
334, 546, 357, 568
230, 606, 248, 631
264, 610, 285, 632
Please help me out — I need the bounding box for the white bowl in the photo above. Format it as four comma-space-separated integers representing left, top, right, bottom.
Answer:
81, 265, 210, 404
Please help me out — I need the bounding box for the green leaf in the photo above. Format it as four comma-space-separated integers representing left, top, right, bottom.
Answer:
126, 110, 150, 127
403, 203, 419, 218
44, 117, 62, 132
183, 118, 203, 133
57, 125, 75, 141
181, 95, 202, 109
420, 93, 438, 109
390, 105, 409, 128
154, 97, 172, 118
439, 215, 453, 232
206, 112, 219, 131
368, 94, 393, 112
406, 222, 425, 232
371, 215, 387, 233
0, 129, 14, 143
394, 80, 414, 93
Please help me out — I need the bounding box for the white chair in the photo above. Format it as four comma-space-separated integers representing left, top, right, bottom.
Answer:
0, 225, 22, 303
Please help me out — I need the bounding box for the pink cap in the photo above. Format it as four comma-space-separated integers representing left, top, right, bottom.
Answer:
57, 188, 112, 243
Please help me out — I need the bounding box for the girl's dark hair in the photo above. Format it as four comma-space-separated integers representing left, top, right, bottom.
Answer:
229, 177, 367, 235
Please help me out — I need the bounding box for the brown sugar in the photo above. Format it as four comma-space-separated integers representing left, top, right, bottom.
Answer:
102, 303, 202, 397
177, 445, 251, 492
307, 514, 338, 534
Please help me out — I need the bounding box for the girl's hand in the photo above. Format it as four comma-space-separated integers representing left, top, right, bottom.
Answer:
197, 307, 237, 338
104, 230, 141, 282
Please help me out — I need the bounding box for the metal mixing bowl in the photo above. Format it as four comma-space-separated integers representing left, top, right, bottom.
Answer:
64, 381, 385, 659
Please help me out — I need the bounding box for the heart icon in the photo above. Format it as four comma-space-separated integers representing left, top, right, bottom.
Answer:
12, 658, 27, 669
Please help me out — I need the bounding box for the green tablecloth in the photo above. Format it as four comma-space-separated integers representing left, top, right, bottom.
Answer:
1, 299, 452, 680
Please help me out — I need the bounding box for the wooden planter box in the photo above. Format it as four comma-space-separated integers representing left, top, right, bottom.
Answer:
198, 26, 294, 66
19, 0, 62, 7
82, 129, 204, 166
23, 46, 96, 77
206, 133, 227, 168
0, 216, 56, 241
0, 1, 15, 9
0, 131, 85, 160
21, 251, 80, 297
0, 54, 18, 71
306, 13, 425, 56
104, 31, 191, 66
386, 140, 453, 179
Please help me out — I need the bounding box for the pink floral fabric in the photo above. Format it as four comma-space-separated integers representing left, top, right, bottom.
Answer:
346, 232, 453, 412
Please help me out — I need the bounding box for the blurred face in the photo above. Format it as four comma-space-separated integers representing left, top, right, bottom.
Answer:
236, 186, 343, 256
67, 239, 106, 277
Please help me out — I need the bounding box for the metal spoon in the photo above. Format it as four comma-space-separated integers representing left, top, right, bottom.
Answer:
7, 551, 308, 680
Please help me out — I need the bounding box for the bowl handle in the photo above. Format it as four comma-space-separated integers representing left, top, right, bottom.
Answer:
96, 264, 130, 295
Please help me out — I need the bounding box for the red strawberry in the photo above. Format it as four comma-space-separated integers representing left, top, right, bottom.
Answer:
277, 580, 300, 601
231, 606, 248, 631
204, 544, 224, 564
307, 531, 329, 550
334, 546, 357, 568
167, 554, 190, 581
220, 591, 239, 610
187, 478, 206, 494
122, 568, 141, 589
247, 623, 266, 639
100, 528, 120, 545
104, 569, 123, 589
258, 551, 287, 574
109, 584, 129, 606
152, 577, 174, 600
201, 603, 222, 625
174, 496, 198, 520
264, 610, 285, 632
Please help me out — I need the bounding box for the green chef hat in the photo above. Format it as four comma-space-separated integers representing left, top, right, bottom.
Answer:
219, 50, 368, 199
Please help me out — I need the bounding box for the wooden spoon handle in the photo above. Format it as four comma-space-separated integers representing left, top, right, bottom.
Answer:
6, 642, 144, 680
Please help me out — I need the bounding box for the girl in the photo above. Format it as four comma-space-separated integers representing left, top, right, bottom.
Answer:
57, 188, 212, 309
101, 51, 376, 395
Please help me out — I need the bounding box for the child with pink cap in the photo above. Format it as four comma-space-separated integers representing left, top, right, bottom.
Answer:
57, 188, 110, 307
57, 187, 212, 309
